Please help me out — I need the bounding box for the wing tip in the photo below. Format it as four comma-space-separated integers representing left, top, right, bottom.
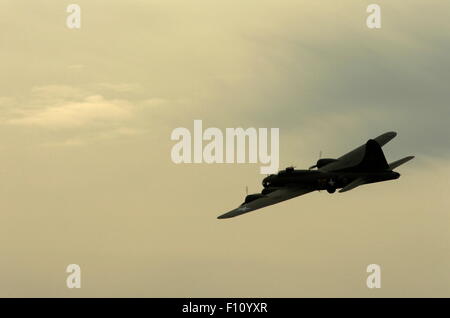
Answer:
383, 131, 397, 139
217, 210, 238, 219
373, 131, 397, 147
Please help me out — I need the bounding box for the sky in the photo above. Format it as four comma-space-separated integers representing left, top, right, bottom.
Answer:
0, 0, 449, 297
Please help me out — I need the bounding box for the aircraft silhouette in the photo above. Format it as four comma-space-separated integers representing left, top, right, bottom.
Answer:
218, 131, 414, 219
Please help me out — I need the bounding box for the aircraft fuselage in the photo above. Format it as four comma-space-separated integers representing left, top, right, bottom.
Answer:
262, 168, 400, 193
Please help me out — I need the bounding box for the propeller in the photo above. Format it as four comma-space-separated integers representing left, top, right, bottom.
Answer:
308, 150, 323, 170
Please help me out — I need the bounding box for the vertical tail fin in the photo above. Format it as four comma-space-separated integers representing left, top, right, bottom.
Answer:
356, 139, 389, 170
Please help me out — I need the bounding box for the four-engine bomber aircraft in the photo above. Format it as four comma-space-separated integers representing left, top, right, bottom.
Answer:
218, 131, 414, 219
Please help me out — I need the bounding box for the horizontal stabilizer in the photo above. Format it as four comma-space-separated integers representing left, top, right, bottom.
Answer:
389, 156, 415, 170
339, 178, 367, 193
373, 131, 397, 147
320, 131, 397, 172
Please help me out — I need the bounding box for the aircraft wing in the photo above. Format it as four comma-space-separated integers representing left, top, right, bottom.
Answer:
218, 187, 314, 219
320, 131, 397, 172
339, 177, 368, 193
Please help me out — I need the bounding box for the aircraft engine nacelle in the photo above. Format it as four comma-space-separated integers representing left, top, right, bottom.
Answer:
316, 158, 337, 169
243, 193, 265, 204
261, 187, 277, 195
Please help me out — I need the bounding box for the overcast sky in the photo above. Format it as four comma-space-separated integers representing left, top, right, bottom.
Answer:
0, 0, 449, 297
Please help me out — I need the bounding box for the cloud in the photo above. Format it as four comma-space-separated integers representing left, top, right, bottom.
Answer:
94, 82, 142, 93
179, 1, 450, 159
0, 84, 172, 147
8, 95, 133, 128
29, 85, 86, 103
41, 127, 148, 147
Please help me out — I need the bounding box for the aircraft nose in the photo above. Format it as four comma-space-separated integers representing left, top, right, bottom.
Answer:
394, 172, 401, 179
